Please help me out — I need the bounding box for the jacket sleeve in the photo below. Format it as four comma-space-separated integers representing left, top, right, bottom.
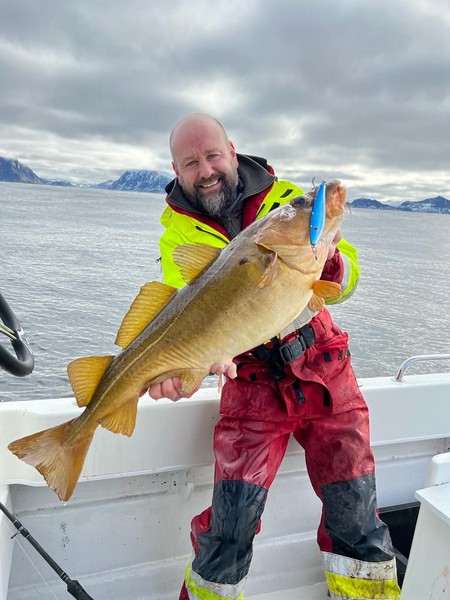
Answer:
159, 230, 187, 289
158, 204, 228, 288
158, 206, 188, 288
322, 238, 360, 305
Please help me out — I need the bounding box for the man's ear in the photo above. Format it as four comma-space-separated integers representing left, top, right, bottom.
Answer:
229, 141, 238, 167
172, 161, 179, 177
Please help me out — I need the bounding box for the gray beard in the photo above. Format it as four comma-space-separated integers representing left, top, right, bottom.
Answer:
194, 189, 231, 219
185, 174, 238, 219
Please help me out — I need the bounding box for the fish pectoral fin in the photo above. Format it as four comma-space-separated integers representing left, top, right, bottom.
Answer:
67, 356, 114, 407
173, 244, 221, 284
308, 281, 342, 312
258, 251, 281, 288
308, 294, 325, 312
257, 242, 317, 272
98, 397, 139, 436
312, 280, 341, 299
115, 281, 177, 348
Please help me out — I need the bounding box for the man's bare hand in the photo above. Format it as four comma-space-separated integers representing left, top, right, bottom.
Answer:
210, 361, 237, 379
144, 360, 237, 402
146, 377, 186, 401
327, 230, 342, 259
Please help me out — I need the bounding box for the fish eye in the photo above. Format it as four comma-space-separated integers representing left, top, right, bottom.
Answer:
290, 195, 311, 209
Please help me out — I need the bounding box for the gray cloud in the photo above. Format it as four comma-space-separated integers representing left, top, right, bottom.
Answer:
0, 0, 449, 200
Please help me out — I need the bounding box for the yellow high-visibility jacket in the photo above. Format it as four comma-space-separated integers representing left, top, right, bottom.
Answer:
159, 154, 359, 304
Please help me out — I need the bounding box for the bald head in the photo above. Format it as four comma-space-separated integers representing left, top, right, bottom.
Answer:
168, 113, 239, 218
169, 113, 230, 161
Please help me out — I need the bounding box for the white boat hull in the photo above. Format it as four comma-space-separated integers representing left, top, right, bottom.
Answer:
1, 372, 450, 599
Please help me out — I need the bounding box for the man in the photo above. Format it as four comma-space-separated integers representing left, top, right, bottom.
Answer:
149, 113, 401, 600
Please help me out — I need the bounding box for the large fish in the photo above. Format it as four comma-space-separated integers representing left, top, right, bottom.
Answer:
8, 180, 346, 501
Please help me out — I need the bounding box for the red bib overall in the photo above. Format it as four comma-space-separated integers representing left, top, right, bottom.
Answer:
180, 308, 401, 600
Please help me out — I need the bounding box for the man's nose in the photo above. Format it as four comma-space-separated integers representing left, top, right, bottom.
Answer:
198, 157, 215, 180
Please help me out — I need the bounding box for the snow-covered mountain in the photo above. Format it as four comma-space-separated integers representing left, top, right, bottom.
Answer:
99, 170, 171, 193
348, 198, 396, 210
0, 157, 43, 184
349, 195, 450, 214
0, 157, 171, 193
399, 196, 450, 214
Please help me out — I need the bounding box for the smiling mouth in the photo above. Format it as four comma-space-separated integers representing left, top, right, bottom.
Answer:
198, 177, 221, 189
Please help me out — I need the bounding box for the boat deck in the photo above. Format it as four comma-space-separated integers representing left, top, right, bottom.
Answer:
248, 582, 327, 599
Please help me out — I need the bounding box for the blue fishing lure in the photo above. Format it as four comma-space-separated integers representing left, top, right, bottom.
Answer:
309, 182, 326, 246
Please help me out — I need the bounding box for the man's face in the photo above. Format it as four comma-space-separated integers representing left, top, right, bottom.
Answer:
171, 123, 239, 218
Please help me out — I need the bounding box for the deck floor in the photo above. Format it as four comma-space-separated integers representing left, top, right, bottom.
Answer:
248, 582, 328, 599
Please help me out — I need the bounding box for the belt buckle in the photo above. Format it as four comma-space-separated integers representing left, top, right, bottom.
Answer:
279, 335, 307, 364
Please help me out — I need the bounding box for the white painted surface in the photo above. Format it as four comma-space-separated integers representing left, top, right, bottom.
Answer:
401, 482, 450, 599
248, 581, 328, 599
1, 373, 450, 599
2, 373, 450, 488
425, 451, 450, 487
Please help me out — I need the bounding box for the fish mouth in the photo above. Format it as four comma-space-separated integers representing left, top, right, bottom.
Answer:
290, 180, 346, 214
325, 180, 347, 217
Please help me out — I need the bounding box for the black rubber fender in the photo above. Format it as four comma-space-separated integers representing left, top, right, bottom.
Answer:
0, 292, 34, 377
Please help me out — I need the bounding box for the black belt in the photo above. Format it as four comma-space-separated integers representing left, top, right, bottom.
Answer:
252, 324, 316, 380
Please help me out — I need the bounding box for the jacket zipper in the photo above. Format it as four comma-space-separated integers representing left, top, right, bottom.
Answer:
194, 225, 229, 243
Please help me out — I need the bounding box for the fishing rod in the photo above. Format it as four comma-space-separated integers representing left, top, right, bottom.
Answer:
0, 501, 94, 600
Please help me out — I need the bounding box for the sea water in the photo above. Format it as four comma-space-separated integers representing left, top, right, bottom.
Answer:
1, 182, 449, 402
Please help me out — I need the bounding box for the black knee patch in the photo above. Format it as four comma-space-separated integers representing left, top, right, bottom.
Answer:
193, 479, 268, 584
322, 473, 395, 562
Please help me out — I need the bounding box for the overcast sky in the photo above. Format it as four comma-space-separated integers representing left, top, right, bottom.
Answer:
1, 0, 449, 201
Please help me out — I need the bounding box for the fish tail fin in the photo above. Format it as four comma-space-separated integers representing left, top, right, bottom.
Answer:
8, 419, 95, 501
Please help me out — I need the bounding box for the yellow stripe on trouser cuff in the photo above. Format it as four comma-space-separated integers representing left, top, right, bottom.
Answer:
325, 571, 400, 599
185, 563, 245, 600
322, 552, 401, 599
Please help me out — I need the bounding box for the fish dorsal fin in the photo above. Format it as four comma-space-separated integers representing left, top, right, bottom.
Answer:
173, 244, 221, 284
99, 397, 139, 436
308, 281, 341, 312
67, 355, 114, 407
115, 281, 177, 348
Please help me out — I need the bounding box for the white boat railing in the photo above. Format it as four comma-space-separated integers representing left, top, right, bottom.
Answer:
394, 354, 450, 382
